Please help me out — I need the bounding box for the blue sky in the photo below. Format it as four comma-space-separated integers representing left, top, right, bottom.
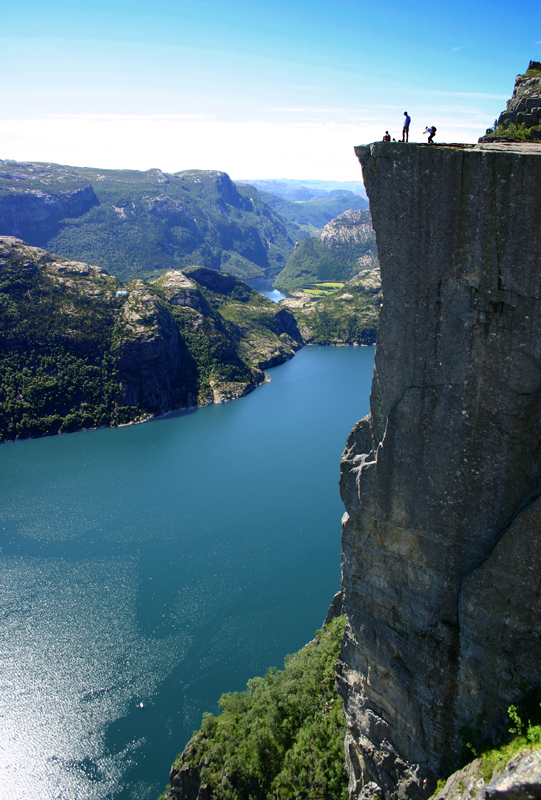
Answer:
1, 0, 539, 179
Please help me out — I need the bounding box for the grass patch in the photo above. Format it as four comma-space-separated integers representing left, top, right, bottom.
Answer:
302, 282, 345, 296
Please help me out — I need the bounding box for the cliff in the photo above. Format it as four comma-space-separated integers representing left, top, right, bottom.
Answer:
338, 140, 541, 799
0, 237, 302, 441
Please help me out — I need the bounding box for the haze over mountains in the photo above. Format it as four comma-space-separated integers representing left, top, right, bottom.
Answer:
237, 179, 367, 201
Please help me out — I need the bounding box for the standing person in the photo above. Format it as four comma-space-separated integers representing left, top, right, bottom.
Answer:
402, 111, 411, 142
382, 131, 391, 141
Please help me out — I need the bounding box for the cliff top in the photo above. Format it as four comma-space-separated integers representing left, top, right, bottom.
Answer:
355, 141, 541, 163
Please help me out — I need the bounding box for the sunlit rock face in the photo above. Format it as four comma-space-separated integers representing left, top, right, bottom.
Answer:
338, 140, 541, 800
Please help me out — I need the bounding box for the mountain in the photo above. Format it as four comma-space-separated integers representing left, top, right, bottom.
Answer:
237, 178, 367, 201
274, 208, 377, 292
254, 189, 368, 231
0, 161, 300, 284
0, 237, 302, 442
285, 266, 381, 346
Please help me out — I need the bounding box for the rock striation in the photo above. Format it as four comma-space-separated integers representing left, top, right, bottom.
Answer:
338, 140, 541, 799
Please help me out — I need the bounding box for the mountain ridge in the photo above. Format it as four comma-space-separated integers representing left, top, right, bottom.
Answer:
0, 161, 300, 284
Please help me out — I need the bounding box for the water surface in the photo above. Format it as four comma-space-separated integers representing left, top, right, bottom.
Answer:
0, 345, 374, 800
246, 277, 287, 302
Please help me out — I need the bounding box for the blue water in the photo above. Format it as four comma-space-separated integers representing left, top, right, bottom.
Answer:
246, 277, 287, 303
0, 345, 374, 800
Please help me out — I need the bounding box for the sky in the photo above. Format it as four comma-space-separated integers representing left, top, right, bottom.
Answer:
1, 0, 539, 181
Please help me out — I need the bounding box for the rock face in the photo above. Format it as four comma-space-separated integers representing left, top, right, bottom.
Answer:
432, 749, 541, 800
0, 161, 98, 240
480, 62, 541, 141
338, 141, 541, 799
320, 209, 375, 251
113, 283, 189, 414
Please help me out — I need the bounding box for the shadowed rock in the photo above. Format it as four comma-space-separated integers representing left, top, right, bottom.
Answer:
338, 140, 541, 798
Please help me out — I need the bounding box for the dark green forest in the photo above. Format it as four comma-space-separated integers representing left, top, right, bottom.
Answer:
161, 616, 348, 800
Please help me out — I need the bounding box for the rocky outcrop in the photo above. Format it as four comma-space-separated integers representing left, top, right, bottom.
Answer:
113, 284, 190, 414
480, 62, 541, 141
433, 748, 541, 800
0, 161, 98, 240
320, 209, 375, 253
338, 140, 541, 799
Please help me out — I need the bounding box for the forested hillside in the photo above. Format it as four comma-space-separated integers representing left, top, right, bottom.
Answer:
287, 268, 381, 346
160, 616, 348, 800
275, 209, 377, 292
0, 237, 302, 442
0, 161, 300, 283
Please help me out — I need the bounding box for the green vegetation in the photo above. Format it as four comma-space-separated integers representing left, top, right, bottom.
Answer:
276, 237, 366, 292
462, 690, 541, 777
161, 616, 348, 800
491, 120, 540, 141
524, 60, 541, 77
302, 282, 345, 297
0, 162, 301, 283
274, 210, 376, 293
256, 189, 368, 233
432, 688, 541, 797
291, 271, 381, 346
0, 242, 130, 441
0, 241, 302, 442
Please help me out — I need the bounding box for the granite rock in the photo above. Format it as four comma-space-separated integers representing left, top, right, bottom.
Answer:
432, 748, 541, 800
338, 141, 541, 798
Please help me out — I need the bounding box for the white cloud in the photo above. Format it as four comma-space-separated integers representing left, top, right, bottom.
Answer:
0, 112, 484, 180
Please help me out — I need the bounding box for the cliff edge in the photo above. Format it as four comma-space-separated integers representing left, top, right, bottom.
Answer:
339, 140, 541, 798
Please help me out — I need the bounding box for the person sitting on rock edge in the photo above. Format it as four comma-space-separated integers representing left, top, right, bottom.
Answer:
383, 131, 391, 142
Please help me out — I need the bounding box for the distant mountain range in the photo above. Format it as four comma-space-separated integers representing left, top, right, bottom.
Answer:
0, 161, 371, 289
0, 161, 299, 284
254, 190, 368, 232
236, 178, 368, 201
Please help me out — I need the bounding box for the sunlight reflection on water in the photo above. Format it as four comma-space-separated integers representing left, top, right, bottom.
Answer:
0, 346, 374, 800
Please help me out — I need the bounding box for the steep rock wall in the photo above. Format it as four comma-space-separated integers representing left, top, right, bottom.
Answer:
338, 141, 541, 799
